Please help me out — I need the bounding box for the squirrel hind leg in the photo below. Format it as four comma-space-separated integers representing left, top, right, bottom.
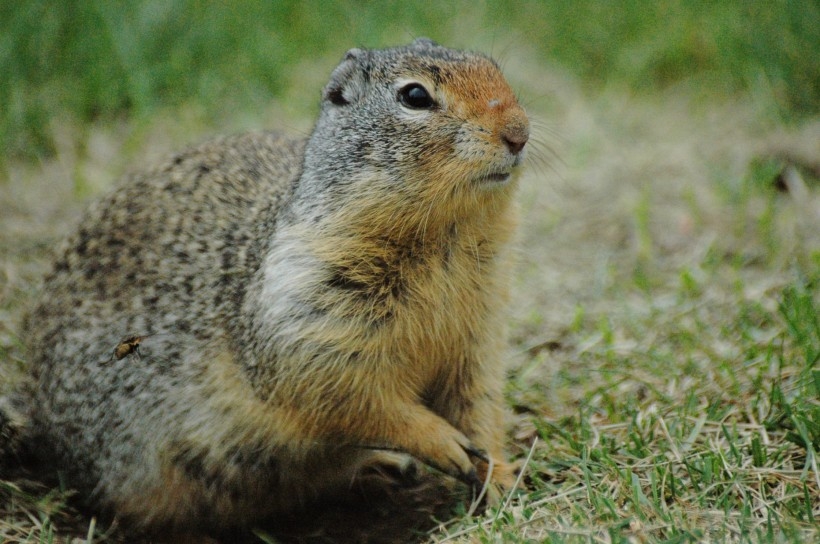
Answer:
259, 451, 468, 544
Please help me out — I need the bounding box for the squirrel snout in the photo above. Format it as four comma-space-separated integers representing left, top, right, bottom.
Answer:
500, 119, 529, 155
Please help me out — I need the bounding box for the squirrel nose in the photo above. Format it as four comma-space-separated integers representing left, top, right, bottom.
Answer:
501, 121, 529, 155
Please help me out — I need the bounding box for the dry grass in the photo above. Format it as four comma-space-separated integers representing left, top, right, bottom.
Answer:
1, 49, 818, 543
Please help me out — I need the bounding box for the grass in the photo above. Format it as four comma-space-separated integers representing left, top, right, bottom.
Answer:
464, 278, 819, 542
433, 231, 819, 539
1, 1, 819, 543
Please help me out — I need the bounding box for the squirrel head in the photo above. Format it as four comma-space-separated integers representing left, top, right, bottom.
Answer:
298, 39, 529, 229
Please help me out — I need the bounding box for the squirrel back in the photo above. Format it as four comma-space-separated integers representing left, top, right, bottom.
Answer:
16, 38, 529, 538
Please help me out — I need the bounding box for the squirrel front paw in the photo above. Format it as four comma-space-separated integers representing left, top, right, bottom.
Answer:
431, 430, 484, 488
394, 415, 483, 487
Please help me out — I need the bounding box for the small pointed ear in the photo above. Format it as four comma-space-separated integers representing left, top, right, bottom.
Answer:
322, 48, 369, 106
412, 37, 439, 48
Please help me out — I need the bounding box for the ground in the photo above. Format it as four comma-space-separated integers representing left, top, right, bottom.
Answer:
1, 45, 818, 543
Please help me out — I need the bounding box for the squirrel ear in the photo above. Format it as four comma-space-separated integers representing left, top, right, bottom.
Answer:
323, 49, 368, 107
411, 37, 439, 48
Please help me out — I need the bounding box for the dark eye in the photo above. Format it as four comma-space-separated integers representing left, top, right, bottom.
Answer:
398, 83, 435, 110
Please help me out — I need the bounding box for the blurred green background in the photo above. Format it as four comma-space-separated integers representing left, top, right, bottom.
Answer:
1, 0, 817, 163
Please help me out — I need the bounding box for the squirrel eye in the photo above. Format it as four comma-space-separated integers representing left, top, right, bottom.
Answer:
398, 83, 435, 110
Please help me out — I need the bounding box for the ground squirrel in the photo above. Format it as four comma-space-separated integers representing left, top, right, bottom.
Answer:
7, 38, 529, 539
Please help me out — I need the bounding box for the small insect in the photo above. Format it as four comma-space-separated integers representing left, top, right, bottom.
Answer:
112, 334, 151, 360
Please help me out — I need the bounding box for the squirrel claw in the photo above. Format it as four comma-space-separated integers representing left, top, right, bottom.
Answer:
464, 445, 489, 463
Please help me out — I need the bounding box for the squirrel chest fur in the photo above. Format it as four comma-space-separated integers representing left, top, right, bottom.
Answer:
18, 38, 529, 536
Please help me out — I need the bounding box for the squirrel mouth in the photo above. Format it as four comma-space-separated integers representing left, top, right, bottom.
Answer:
475, 172, 511, 185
